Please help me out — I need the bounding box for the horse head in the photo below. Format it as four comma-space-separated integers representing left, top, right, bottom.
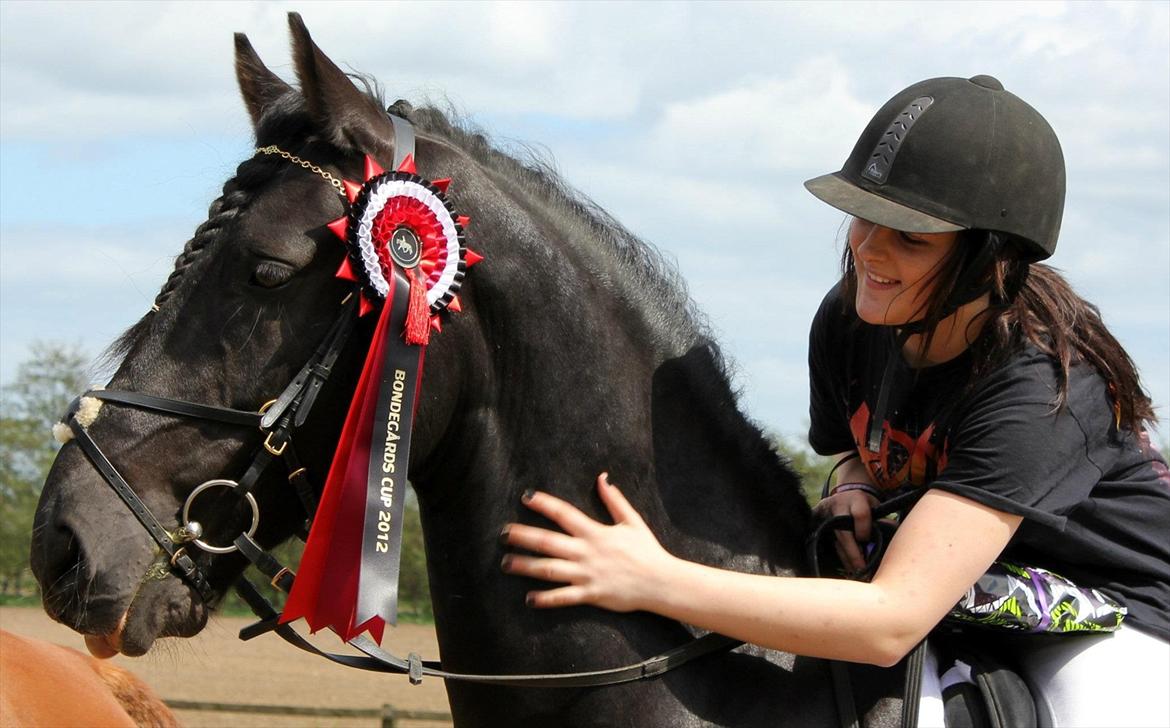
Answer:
32, 14, 824, 725
30, 14, 467, 654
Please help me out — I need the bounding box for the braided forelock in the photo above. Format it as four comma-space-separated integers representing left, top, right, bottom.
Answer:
152, 158, 277, 307
104, 155, 280, 366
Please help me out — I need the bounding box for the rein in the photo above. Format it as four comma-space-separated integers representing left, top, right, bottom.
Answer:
60, 117, 743, 688
806, 488, 929, 728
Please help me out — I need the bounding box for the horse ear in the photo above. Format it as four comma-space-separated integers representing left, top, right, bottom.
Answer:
234, 33, 293, 129
287, 12, 394, 154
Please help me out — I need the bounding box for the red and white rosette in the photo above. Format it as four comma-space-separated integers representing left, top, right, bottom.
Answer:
328, 154, 482, 334
282, 154, 482, 645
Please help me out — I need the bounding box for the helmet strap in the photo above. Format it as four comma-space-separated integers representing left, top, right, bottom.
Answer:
894, 232, 1002, 337
865, 330, 912, 452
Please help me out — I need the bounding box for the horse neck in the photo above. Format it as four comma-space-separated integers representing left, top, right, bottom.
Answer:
411, 217, 810, 671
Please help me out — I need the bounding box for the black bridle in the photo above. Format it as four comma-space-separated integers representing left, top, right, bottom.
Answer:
59, 137, 742, 689
65, 294, 359, 605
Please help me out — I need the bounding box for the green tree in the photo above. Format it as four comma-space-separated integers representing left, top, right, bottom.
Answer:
397, 486, 433, 620
0, 341, 90, 595
771, 434, 837, 506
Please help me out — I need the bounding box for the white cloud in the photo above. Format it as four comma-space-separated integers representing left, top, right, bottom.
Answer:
643, 57, 870, 174
1, 0, 1166, 433
0, 224, 175, 293
0, 1, 653, 139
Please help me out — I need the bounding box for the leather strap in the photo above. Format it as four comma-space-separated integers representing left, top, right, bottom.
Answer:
261, 297, 357, 430
233, 534, 295, 593
235, 573, 741, 688
806, 488, 926, 580
282, 445, 318, 535
295, 305, 357, 427
85, 390, 261, 427
900, 640, 926, 727
388, 114, 415, 169
63, 299, 357, 603
866, 330, 909, 453
809, 488, 927, 728
831, 660, 861, 728
65, 414, 215, 603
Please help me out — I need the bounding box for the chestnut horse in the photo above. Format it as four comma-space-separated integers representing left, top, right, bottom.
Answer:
0, 629, 177, 728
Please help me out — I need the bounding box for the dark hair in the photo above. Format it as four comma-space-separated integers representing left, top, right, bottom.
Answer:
839, 230, 1156, 433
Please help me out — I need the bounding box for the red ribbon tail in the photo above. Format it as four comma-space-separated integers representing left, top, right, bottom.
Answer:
281, 297, 395, 642
404, 268, 431, 345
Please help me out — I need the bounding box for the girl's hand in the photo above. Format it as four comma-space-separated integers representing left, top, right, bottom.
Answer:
813, 489, 879, 574
501, 473, 674, 612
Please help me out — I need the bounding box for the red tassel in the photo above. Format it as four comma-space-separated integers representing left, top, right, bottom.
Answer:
404, 268, 431, 345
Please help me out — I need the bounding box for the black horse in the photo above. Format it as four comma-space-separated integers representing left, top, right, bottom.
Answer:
31, 15, 901, 727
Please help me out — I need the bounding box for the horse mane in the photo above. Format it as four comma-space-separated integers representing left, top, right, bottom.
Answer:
386, 96, 803, 513
389, 98, 714, 361
112, 78, 723, 376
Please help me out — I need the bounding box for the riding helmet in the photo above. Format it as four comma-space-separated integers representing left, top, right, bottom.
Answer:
804, 75, 1065, 262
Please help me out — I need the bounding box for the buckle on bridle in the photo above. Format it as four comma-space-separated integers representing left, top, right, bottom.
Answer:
257, 401, 289, 455
270, 566, 292, 590
263, 432, 288, 456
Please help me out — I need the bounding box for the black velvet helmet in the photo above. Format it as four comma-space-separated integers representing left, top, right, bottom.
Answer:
805, 75, 1065, 262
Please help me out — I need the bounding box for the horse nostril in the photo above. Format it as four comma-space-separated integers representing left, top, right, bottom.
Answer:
31, 520, 86, 624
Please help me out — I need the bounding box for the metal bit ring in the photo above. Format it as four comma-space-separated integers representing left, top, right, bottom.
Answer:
181, 479, 260, 554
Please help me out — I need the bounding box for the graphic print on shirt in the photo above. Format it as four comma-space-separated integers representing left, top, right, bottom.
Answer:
848, 402, 948, 491
1139, 430, 1170, 487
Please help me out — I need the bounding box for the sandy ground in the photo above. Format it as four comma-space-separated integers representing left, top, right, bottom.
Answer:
0, 606, 452, 727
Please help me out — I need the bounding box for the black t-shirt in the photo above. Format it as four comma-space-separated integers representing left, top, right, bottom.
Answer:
808, 284, 1170, 641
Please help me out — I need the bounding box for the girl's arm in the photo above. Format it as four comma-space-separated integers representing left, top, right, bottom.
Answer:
503, 474, 1021, 667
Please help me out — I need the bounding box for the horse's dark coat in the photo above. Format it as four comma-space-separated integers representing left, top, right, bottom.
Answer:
31, 14, 901, 727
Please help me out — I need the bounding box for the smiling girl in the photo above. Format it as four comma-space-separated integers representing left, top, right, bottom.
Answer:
503, 76, 1170, 727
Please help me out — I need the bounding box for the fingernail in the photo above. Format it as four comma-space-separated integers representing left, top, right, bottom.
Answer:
525, 593, 535, 607
499, 526, 511, 544
521, 489, 535, 503
500, 555, 513, 571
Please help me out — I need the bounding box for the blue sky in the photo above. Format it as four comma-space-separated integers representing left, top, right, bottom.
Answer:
1, 1, 1167, 442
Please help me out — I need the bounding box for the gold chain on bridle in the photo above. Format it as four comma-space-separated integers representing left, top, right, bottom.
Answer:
255, 145, 346, 196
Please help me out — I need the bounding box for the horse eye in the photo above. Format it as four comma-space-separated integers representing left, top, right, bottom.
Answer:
250, 259, 296, 289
